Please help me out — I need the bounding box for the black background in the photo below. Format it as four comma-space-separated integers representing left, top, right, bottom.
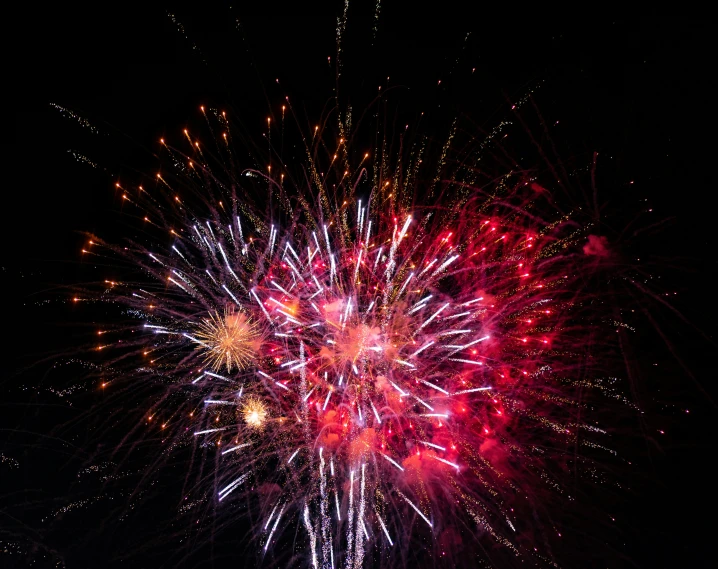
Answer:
4, 2, 717, 568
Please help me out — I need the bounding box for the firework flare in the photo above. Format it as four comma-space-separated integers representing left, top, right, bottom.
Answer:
82, 100, 633, 569
242, 397, 269, 429
194, 307, 262, 372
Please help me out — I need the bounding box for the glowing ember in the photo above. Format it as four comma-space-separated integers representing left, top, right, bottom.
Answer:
242, 398, 268, 429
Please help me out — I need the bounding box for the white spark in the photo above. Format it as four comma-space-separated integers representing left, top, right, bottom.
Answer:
410, 341, 434, 358
418, 302, 450, 330
452, 386, 492, 394
432, 456, 460, 470
194, 427, 227, 436
264, 505, 284, 551
376, 512, 393, 545
418, 379, 449, 395
221, 443, 251, 454
401, 494, 433, 528
380, 453, 405, 472
420, 441, 446, 451
218, 473, 249, 500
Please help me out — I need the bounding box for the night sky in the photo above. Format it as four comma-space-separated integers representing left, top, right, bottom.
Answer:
4, 3, 717, 568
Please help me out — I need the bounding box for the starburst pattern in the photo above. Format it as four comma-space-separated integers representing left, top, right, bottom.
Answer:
193, 307, 261, 372
242, 397, 269, 429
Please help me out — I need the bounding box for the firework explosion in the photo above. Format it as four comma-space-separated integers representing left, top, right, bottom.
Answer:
193, 307, 261, 372
84, 104, 629, 568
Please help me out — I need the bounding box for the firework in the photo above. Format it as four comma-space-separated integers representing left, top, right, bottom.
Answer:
193, 307, 261, 372
242, 397, 269, 429
87, 103, 628, 568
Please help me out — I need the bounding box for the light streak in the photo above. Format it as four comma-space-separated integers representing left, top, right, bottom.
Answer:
420, 441, 446, 451
194, 427, 227, 435
418, 303, 450, 330
452, 386, 492, 395
413, 395, 434, 411
221, 442, 251, 454
381, 452, 405, 472
265, 502, 280, 530
418, 379, 449, 395
401, 494, 433, 528
218, 473, 249, 500
432, 456, 460, 470
264, 505, 284, 551
448, 358, 484, 366
376, 512, 393, 545
410, 341, 434, 357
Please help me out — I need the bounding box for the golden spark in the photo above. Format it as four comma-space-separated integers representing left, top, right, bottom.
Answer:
194, 307, 260, 372
242, 397, 267, 429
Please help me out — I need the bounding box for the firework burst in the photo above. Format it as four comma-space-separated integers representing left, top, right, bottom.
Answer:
193, 307, 261, 372
84, 100, 633, 569
242, 397, 269, 429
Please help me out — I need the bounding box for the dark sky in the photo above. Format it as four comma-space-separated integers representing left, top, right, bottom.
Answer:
8, 4, 716, 268
4, 2, 717, 568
